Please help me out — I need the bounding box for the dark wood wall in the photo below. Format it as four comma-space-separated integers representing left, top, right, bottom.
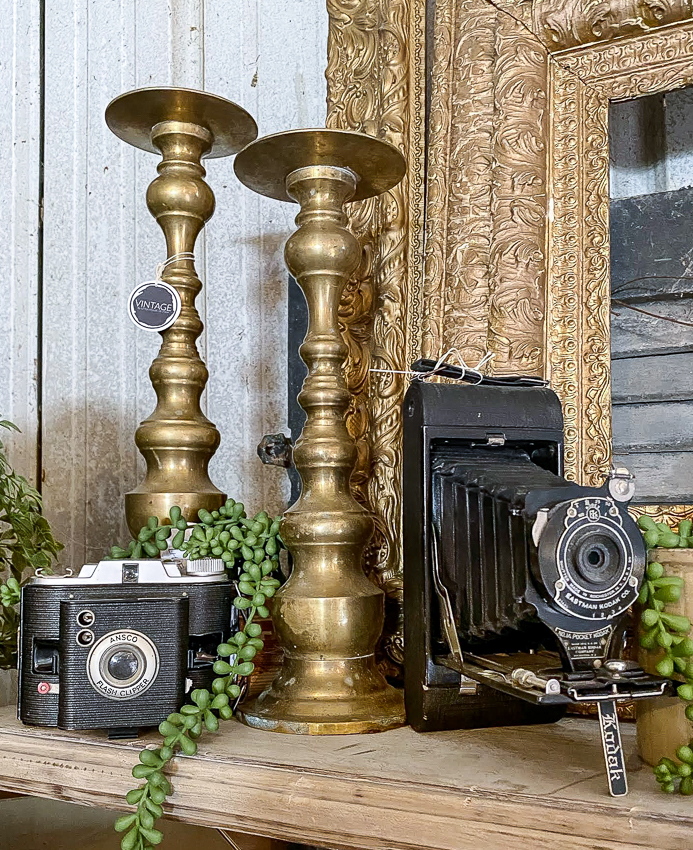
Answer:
611, 122, 693, 503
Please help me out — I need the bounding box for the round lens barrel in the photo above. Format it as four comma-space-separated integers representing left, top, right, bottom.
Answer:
535, 496, 644, 622
106, 649, 140, 681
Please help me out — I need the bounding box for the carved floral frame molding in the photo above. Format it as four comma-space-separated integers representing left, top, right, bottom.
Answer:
325, 1, 693, 662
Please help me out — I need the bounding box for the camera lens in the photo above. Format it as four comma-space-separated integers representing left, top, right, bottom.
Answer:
573, 534, 622, 586
106, 649, 140, 682
86, 630, 159, 701
536, 496, 643, 622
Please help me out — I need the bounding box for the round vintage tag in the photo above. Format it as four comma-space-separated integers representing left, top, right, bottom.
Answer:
128, 281, 181, 332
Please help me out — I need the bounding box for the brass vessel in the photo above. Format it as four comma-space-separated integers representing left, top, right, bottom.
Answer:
105, 88, 257, 535
234, 129, 407, 734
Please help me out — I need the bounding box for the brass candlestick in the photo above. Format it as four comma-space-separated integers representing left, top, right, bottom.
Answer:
106, 88, 257, 535
234, 129, 406, 734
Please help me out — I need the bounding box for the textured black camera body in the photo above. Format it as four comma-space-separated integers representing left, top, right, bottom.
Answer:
403, 381, 668, 739
18, 560, 233, 734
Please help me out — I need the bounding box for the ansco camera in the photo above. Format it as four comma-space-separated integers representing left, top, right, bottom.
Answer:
18, 557, 233, 737
402, 379, 672, 796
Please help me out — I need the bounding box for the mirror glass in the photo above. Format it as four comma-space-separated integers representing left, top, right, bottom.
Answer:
609, 86, 693, 504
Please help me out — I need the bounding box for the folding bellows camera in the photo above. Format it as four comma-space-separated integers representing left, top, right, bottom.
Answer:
18, 558, 233, 737
403, 378, 671, 795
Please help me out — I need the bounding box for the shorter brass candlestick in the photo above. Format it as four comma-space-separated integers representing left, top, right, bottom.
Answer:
106, 88, 257, 535
234, 129, 406, 734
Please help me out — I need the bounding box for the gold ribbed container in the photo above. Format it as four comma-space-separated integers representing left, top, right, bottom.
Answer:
105, 87, 257, 534
234, 129, 407, 734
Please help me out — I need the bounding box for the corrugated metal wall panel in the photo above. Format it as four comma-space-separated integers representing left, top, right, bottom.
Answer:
1, 0, 327, 567
0, 0, 42, 483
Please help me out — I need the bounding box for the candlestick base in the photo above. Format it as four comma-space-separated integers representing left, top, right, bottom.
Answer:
237, 655, 406, 734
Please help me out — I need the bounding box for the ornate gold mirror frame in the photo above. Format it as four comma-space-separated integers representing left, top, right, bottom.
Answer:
326, 1, 693, 663
547, 18, 693, 520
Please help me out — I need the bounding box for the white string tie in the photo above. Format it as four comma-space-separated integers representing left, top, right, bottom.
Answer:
155, 251, 196, 280
369, 348, 495, 384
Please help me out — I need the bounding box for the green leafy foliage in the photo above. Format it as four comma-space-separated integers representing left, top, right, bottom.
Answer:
637, 515, 693, 795
0, 420, 62, 668
114, 502, 283, 850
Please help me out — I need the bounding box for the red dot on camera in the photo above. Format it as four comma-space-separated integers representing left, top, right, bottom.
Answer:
37, 682, 50, 695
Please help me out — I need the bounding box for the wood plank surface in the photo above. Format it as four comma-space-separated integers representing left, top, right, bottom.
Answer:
0, 707, 692, 850
612, 352, 693, 403
609, 183, 693, 503
613, 400, 693, 451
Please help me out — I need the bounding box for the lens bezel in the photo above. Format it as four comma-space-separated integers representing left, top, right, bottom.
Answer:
86, 629, 159, 701
536, 497, 643, 621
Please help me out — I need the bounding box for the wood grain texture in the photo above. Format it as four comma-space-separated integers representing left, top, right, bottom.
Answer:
613, 449, 693, 502
0, 708, 692, 850
612, 353, 693, 403
613, 401, 693, 451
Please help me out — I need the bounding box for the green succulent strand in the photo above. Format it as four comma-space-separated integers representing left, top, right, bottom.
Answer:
113, 502, 283, 850
637, 514, 693, 795
0, 419, 62, 668
106, 505, 189, 561
638, 514, 693, 551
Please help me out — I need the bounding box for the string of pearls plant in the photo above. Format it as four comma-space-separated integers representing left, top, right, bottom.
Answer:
637, 515, 693, 795
0, 420, 62, 668
109, 499, 283, 850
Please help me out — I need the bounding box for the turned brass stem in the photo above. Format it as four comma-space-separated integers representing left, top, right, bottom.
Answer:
126, 119, 222, 534
233, 130, 406, 734
105, 87, 257, 534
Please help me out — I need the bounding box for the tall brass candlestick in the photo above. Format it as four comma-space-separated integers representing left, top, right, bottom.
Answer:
234, 129, 406, 734
105, 88, 257, 535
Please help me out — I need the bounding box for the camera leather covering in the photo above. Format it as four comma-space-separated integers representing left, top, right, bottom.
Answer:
58, 597, 187, 729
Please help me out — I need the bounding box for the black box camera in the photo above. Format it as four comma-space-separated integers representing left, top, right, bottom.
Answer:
18, 558, 233, 736
403, 379, 671, 795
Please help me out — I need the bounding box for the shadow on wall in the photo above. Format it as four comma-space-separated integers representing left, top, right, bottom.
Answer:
40, 406, 144, 569
205, 227, 293, 513
41, 402, 291, 570
39, 212, 294, 567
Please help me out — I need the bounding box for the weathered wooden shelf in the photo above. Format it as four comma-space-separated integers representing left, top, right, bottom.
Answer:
0, 705, 691, 849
